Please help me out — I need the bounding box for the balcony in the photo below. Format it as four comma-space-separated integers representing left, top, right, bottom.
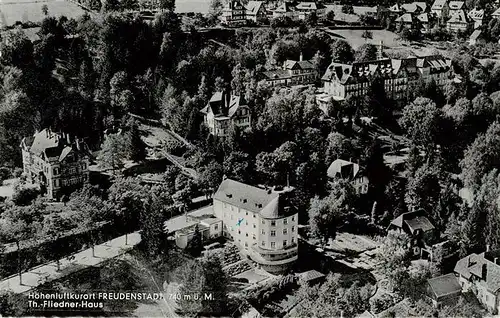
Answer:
250, 243, 298, 266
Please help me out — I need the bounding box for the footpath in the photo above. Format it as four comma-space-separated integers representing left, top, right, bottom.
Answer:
0, 232, 141, 294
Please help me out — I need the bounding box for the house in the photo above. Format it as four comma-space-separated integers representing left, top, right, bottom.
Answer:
388, 210, 437, 258
295, 2, 326, 20
401, 2, 428, 13
262, 53, 318, 87
469, 29, 485, 45
220, 0, 247, 26
395, 13, 414, 29
212, 179, 299, 273
448, 1, 465, 16
327, 159, 369, 194
431, 0, 449, 18
446, 10, 471, 32
246, 1, 267, 23
200, 91, 251, 137
454, 250, 500, 314
492, 7, 500, 20
272, 2, 295, 18
417, 13, 431, 32
20, 129, 91, 200
320, 52, 452, 105
468, 8, 484, 29
389, 3, 403, 14
427, 273, 462, 307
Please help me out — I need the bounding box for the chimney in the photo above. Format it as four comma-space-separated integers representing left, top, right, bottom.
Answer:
494, 257, 499, 265
66, 133, 70, 144
76, 138, 80, 151
299, 52, 303, 62
487, 244, 491, 252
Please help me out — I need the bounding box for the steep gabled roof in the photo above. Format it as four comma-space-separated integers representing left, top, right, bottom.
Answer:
447, 10, 468, 23
493, 7, 500, 17
454, 252, 500, 293
448, 1, 464, 10
327, 159, 361, 180
468, 8, 484, 20
431, 0, 447, 10
246, 1, 264, 14
274, 2, 293, 12
417, 13, 430, 23
401, 2, 427, 13
396, 13, 413, 23
202, 91, 247, 119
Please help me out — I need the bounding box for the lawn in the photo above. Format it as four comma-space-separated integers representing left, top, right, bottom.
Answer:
0, 178, 16, 198
326, 29, 402, 49
0, 0, 88, 27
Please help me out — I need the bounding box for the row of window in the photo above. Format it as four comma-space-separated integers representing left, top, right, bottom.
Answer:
263, 216, 295, 226
261, 238, 296, 248
264, 227, 295, 236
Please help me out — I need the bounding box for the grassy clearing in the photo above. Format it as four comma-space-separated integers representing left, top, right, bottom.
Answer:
0, 0, 87, 27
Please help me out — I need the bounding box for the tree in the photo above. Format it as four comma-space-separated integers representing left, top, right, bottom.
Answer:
42, 213, 72, 271
330, 39, 354, 63
405, 162, 441, 216
0, 218, 31, 284
185, 224, 203, 257
256, 141, 298, 185
308, 180, 356, 246
326, 132, 357, 163
223, 151, 254, 183
140, 194, 166, 258
99, 133, 129, 173
41, 4, 49, 16
460, 121, 500, 190
354, 43, 377, 62
0, 29, 33, 69
361, 30, 373, 40
126, 121, 146, 161
198, 161, 223, 197
378, 231, 411, 290
401, 97, 442, 153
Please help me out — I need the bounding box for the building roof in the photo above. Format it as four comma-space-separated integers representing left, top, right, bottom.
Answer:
327, 159, 362, 180
389, 3, 402, 12
493, 7, 500, 17
448, 1, 464, 10
298, 270, 326, 282
417, 13, 430, 23
390, 210, 435, 234
454, 252, 500, 293
200, 91, 247, 119
246, 1, 264, 14
447, 10, 468, 23
427, 273, 462, 299
470, 29, 482, 41
296, 2, 324, 11
284, 59, 315, 70
401, 2, 427, 13
213, 178, 296, 219
274, 2, 293, 13
262, 69, 291, 80
396, 13, 413, 23
222, 0, 245, 11
22, 129, 89, 162
468, 8, 484, 20
431, 0, 447, 10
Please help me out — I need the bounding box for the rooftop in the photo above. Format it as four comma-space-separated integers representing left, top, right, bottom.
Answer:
454, 251, 500, 293
327, 159, 362, 180
427, 273, 462, 299
22, 129, 90, 162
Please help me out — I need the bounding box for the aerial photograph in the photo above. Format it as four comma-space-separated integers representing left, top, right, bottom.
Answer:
0, 0, 499, 317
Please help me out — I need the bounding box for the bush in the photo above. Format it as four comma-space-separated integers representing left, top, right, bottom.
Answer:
164, 139, 186, 156
12, 186, 40, 206
370, 293, 395, 314
12, 168, 23, 178
0, 167, 11, 183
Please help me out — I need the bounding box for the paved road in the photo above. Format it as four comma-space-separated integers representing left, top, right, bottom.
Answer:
0, 232, 141, 294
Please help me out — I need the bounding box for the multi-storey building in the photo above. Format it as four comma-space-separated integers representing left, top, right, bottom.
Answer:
245, 1, 267, 23
20, 129, 90, 200
320, 53, 452, 106
468, 8, 484, 29
272, 2, 294, 18
447, 10, 471, 32
454, 250, 500, 314
220, 0, 246, 26
295, 2, 326, 20
327, 159, 369, 194
200, 91, 251, 137
431, 0, 449, 18
262, 53, 318, 87
213, 179, 299, 273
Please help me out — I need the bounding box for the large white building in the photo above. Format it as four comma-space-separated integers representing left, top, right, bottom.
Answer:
213, 179, 299, 273
20, 129, 91, 200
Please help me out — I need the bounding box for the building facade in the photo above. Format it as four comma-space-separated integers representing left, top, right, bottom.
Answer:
213, 179, 299, 273
262, 54, 318, 87
320, 53, 452, 105
272, 2, 295, 18
246, 1, 267, 23
295, 2, 326, 20
220, 0, 247, 26
200, 91, 251, 137
446, 10, 471, 32
454, 250, 500, 314
431, 0, 449, 18
20, 129, 90, 200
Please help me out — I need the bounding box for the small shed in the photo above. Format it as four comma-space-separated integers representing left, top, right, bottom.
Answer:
427, 273, 462, 307
298, 270, 326, 285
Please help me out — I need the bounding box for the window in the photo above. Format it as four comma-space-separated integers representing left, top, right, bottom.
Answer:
262, 229, 265, 235
283, 240, 287, 247
246, 221, 248, 225
292, 216, 295, 222
262, 220, 265, 224
271, 230, 276, 237
284, 218, 288, 225
292, 237, 295, 243
253, 224, 256, 228
253, 214, 256, 218
238, 230, 241, 234
245, 242, 248, 247
53, 167, 59, 175
246, 211, 248, 216
261, 241, 265, 246
271, 242, 276, 248
271, 220, 276, 227
253, 234, 256, 240
283, 229, 288, 235
214, 224, 219, 230
246, 233, 248, 237
292, 226, 295, 232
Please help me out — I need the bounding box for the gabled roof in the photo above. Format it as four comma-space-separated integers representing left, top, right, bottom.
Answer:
427, 273, 462, 299
23, 129, 89, 162
274, 2, 293, 12
213, 179, 296, 219
222, 0, 245, 11
470, 29, 482, 41
298, 270, 326, 282
296, 2, 324, 10
401, 2, 427, 13
262, 69, 290, 80
390, 210, 435, 234
431, 0, 447, 10
246, 1, 264, 14
447, 10, 468, 23
468, 8, 484, 20
396, 13, 413, 23
454, 252, 500, 293
389, 3, 402, 12
417, 13, 430, 23
493, 7, 500, 17
448, 1, 464, 10
284, 59, 315, 70
327, 159, 362, 180
200, 91, 247, 119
